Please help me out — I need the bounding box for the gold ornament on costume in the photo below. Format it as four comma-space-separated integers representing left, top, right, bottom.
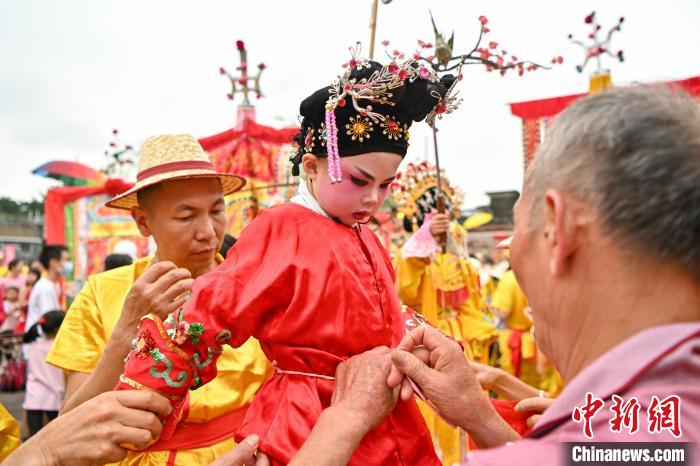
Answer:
390, 161, 463, 231
345, 115, 374, 142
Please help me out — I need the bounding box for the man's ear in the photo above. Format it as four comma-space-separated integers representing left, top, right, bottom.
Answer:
543, 189, 577, 277
131, 207, 152, 237
301, 153, 320, 181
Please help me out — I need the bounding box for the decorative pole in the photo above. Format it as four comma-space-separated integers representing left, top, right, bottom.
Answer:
568, 11, 625, 93
368, 0, 393, 59
218, 40, 267, 217
219, 40, 266, 124
103, 129, 134, 179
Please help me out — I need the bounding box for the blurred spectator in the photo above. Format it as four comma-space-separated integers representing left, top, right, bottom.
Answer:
29, 260, 44, 275
1, 260, 25, 295
0, 287, 21, 333
219, 233, 237, 258
14, 269, 41, 336
104, 253, 133, 271
22, 310, 65, 437
27, 245, 69, 330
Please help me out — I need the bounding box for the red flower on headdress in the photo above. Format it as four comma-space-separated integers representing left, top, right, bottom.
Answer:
479, 15, 488, 25
585, 12, 595, 24
387, 62, 399, 75
488, 41, 498, 50
219, 66, 226, 75
381, 40, 390, 47
236, 40, 245, 50
258, 63, 266, 70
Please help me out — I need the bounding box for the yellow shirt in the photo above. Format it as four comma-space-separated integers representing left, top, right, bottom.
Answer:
46, 256, 273, 466
0, 403, 20, 462
491, 269, 531, 331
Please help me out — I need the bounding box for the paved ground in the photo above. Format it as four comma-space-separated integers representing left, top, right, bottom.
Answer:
0, 390, 24, 421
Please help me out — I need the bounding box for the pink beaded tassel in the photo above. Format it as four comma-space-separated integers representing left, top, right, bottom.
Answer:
325, 107, 342, 183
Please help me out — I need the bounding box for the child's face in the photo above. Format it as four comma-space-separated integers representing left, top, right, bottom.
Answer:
308, 152, 401, 226
4, 289, 18, 302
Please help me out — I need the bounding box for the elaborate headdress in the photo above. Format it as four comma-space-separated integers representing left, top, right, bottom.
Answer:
391, 161, 463, 232
290, 43, 460, 182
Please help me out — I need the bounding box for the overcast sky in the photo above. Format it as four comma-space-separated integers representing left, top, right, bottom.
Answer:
1, 0, 698, 208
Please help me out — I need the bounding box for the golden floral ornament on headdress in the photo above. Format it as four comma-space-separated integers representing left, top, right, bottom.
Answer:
345, 115, 374, 142
380, 117, 404, 141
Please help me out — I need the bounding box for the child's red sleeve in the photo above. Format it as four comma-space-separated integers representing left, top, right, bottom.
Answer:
114, 209, 294, 441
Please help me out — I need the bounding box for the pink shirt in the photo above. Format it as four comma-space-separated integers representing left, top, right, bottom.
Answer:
1, 275, 26, 293
467, 323, 700, 465
22, 337, 65, 411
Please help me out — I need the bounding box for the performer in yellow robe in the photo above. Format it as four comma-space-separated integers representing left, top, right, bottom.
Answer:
491, 268, 562, 393
47, 255, 272, 466
392, 162, 498, 466
490, 269, 541, 388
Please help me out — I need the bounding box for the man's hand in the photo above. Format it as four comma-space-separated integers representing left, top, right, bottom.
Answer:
387, 326, 520, 448
387, 325, 482, 429
515, 396, 555, 428
470, 361, 506, 391
8, 390, 171, 466
117, 261, 193, 333
429, 213, 450, 239
208, 435, 270, 466
331, 346, 399, 434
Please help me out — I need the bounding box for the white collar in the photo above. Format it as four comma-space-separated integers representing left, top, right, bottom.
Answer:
291, 179, 359, 227
291, 179, 331, 219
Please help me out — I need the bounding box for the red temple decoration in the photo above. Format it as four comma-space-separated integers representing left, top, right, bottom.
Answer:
510, 75, 700, 169
510, 13, 700, 168
203, 40, 298, 236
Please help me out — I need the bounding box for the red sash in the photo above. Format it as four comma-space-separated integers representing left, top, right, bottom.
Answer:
468, 399, 533, 450
145, 404, 249, 452
508, 329, 523, 377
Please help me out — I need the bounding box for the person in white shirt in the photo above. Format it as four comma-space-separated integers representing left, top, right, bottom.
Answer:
26, 245, 69, 330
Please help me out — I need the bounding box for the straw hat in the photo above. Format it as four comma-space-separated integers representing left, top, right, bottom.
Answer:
106, 134, 245, 210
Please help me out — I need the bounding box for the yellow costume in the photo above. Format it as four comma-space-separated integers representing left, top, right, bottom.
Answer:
46, 256, 273, 466
392, 162, 497, 466
0, 403, 20, 462
491, 269, 545, 389
396, 223, 498, 359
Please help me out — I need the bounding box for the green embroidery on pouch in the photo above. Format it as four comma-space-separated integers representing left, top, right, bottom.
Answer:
149, 348, 188, 388
193, 346, 219, 370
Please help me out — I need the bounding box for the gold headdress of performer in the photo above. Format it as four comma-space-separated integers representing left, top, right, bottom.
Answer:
390, 161, 463, 233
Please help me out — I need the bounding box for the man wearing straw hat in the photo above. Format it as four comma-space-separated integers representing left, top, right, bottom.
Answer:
46, 134, 272, 466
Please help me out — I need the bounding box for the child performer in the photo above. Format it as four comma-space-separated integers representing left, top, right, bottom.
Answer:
116, 46, 460, 465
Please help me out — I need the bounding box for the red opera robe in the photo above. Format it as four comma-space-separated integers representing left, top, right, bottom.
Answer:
116, 203, 440, 466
